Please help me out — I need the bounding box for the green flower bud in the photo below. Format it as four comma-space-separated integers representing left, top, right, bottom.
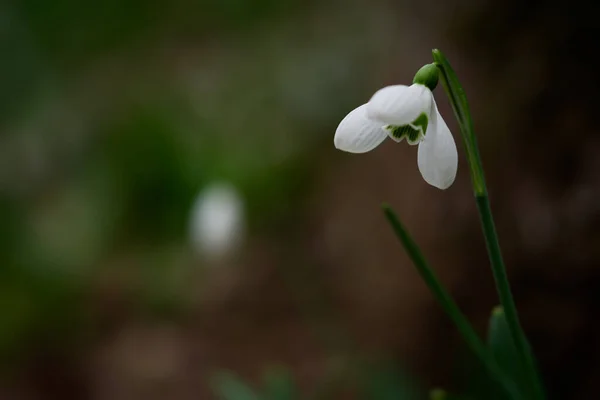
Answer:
413, 63, 439, 91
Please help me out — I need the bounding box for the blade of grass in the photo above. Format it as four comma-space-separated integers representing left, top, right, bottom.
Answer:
382, 205, 521, 399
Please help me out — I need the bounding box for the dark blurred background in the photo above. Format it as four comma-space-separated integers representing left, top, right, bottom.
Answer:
1, 0, 599, 398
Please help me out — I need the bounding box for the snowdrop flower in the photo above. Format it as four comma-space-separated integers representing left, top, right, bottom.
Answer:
189, 182, 245, 260
334, 64, 458, 189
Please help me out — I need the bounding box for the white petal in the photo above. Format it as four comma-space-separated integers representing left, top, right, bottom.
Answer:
366, 84, 433, 126
417, 100, 458, 189
334, 104, 387, 153
189, 182, 245, 259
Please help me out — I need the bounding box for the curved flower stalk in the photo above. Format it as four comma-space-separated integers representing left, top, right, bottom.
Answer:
433, 49, 546, 400
334, 65, 457, 190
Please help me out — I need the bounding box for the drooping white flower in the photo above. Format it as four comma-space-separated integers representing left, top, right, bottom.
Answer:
333, 67, 458, 190
189, 182, 245, 260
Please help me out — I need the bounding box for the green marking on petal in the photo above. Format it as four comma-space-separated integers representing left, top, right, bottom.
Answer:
385, 113, 429, 145
412, 112, 429, 135
386, 124, 419, 142
406, 126, 421, 143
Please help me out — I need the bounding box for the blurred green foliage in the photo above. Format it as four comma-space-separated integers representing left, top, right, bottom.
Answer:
1, 0, 324, 366
213, 368, 297, 400
212, 364, 425, 400
0, 0, 526, 398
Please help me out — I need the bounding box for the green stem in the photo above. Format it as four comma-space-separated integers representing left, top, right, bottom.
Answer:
432, 49, 544, 400
382, 205, 521, 399
476, 196, 544, 399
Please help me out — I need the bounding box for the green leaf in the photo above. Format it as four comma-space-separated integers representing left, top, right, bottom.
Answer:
488, 306, 532, 398
263, 367, 297, 400
212, 372, 260, 400
454, 343, 500, 400
361, 364, 421, 400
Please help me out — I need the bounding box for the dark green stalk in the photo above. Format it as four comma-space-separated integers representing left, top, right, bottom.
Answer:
431, 49, 545, 400
382, 205, 521, 399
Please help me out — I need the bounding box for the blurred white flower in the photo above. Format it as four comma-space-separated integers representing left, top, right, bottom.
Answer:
189, 182, 245, 259
334, 83, 458, 190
